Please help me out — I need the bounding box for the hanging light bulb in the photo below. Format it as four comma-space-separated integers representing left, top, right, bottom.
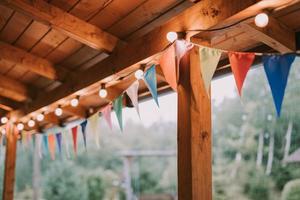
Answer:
99, 84, 108, 98
28, 119, 35, 128
1, 129, 5, 135
70, 96, 79, 107
166, 31, 178, 42
254, 13, 269, 28
36, 113, 45, 122
17, 123, 24, 131
55, 106, 63, 116
134, 69, 144, 80
1, 116, 8, 124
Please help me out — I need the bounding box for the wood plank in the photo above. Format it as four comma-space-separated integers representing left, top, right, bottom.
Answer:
242, 16, 296, 53
63, 105, 87, 118
1, 0, 119, 51
177, 46, 212, 199
0, 96, 21, 111
2, 123, 18, 200
0, 73, 29, 101
0, 5, 13, 30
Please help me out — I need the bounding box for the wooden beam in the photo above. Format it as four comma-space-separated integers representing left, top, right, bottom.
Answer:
241, 16, 296, 53
0, 74, 28, 102
2, 123, 18, 200
63, 105, 87, 118
0, 0, 119, 51
13, 0, 260, 119
177, 47, 212, 200
0, 41, 66, 80
0, 97, 21, 111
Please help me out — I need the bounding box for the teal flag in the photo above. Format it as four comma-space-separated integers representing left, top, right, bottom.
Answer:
43, 135, 48, 156
113, 95, 123, 131
144, 65, 159, 106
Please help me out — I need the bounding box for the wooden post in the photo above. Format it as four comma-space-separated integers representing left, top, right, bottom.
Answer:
177, 47, 212, 200
2, 123, 18, 200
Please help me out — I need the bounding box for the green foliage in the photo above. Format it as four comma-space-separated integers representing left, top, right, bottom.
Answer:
87, 176, 105, 200
244, 170, 271, 200
281, 179, 300, 200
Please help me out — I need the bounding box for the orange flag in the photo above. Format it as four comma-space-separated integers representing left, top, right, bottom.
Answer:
159, 45, 177, 91
71, 126, 78, 156
48, 134, 56, 160
228, 52, 255, 96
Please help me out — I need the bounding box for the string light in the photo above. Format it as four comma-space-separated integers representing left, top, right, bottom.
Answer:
17, 123, 24, 131
70, 96, 79, 107
0, 129, 5, 135
28, 119, 35, 128
134, 69, 144, 80
37, 113, 45, 122
166, 31, 178, 42
55, 106, 63, 116
254, 13, 269, 28
1, 116, 8, 124
99, 84, 108, 98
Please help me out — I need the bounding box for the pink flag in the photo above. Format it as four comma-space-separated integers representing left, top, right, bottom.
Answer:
159, 45, 177, 91
71, 126, 78, 156
100, 104, 112, 129
228, 52, 255, 96
48, 134, 56, 160
126, 80, 140, 117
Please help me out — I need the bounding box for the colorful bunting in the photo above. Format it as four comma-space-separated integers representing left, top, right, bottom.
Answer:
175, 40, 193, 67
71, 126, 78, 156
113, 95, 123, 131
100, 104, 112, 129
159, 45, 177, 91
63, 130, 71, 159
228, 52, 255, 96
199, 47, 222, 94
126, 80, 140, 117
36, 134, 43, 159
56, 132, 62, 155
80, 120, 88, 150
144, 65, 159, 106
263, 54, 296, 116
43, 135, 48, 156
88, 113, 100, 148
48, 134, 56, 160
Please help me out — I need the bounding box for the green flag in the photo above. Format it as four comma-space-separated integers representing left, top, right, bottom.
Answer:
113, 95, 123, 131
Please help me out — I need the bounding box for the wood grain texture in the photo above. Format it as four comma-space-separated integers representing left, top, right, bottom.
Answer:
0, 73, 28, 101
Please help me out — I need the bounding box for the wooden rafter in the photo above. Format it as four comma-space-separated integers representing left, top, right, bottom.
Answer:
0, 0, 119, 51
63, 105, 87, 119
0, 74, 28, 102
0, 96, 21, 111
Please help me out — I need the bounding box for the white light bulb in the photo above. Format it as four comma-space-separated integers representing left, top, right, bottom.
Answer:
99, 89, 108, 98
166, 31, 178, 42
1, 129, 5, 135
17, 123, 24, 131
255, 13, 269, 28
1, 117, 8, 124
55, 107, 63, 116
28, 119, 35, 127
37, 113, 44, 122
134, 69, 144, 80
70, 98, 79, 107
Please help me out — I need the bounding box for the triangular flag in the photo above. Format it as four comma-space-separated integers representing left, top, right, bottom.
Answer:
63, 130, 71, 159
71, 126, 78, 156
175, 40, 193, 67
80, 120, 88, 150
36, 134, 43, 159
228, 52, 255, 96
159, 45, 177, 91
144, 65, 159, 106
113, 95, 123, 131
88, 113, 100, 148
199, 47, 222, 94
263, 54, 295, 116
55, 132, 62, 155
126, 80, 140, 117
43, 135, 48, 156
48, 134, 56, 160
100, 104, 112, 129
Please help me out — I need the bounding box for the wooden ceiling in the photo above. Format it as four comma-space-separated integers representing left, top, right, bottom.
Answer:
0, 0, 299, 132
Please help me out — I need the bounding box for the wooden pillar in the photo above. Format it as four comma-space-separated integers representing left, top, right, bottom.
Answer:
2, 123, 18, 200
177, 47, 212, 200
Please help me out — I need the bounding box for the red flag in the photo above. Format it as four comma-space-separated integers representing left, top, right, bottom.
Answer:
159, 45, 177, 91
48, 134, 56, 160
228, 52, 255, 96
71, 126, 78, 156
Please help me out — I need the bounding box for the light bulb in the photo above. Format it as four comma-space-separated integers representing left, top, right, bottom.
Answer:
36, 113, 45, 122
1, 116, 8, 124
17, 123, 24, 131
70, 97, 79, 107
55, 107, 63, 116
28, 119, 35, 127
1, 129, 5, 135
134, 69, 144, 80
254, 13, 269, 28
166, 31, 178, 42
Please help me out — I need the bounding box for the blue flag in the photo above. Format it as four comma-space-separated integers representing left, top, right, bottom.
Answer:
55, 133, 62, 155
144, 65, 159, 106
263, 54, 296, 116
43, 135, 48, 156
113, 95, 123, 131
80, 120, 88, 149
